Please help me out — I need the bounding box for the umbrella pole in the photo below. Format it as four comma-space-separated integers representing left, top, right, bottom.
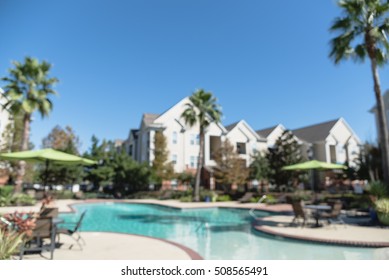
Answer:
44, 159, 49, 189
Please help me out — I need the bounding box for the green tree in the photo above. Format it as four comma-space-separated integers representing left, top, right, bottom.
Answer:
213, 139, 249, 190
267, 130, 304, 187
152, 131, 174, 185
249, 151, 271, 189
110, 150, 151, 196
1, 57, 58, 192
83, 136, 115, 188
38, 125, 83, 186
330, 0, 389, 186
181, 89, 222, 201
355, 142, 382, 180
83, 136, 152, 195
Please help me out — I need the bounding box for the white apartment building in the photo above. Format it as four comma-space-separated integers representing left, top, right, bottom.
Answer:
123, 97, 265, 175
292, 118, 361, 166
0, 88, 12, 150
123, 97, 362, 189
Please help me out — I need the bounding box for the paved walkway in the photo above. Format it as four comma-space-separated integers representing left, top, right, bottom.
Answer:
21, 232, 199, 260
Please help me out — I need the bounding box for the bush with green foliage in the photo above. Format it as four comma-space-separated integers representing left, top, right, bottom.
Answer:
367, 181, 388, 199
179, 196, 193, 202
0, 186, 14, 207
53, 190, 74, 200
11, 194, 36, 206
375, 199, 389, 214
216, 195, 232, 202
264, 194, 278, 205
0, 230, 24, 260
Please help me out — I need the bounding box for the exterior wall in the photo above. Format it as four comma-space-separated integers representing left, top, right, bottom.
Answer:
225, 121, 264, 166
325, 120, 361, 166
266, 125, 285, 148
0, 93, 11, 150
137, 97, 225, 173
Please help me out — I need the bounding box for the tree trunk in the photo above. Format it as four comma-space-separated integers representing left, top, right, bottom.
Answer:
194, 127, 205, 202
14, 114, 31, 193
370, 58, 389, 186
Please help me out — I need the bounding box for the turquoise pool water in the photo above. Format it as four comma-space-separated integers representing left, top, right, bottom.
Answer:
60, 202, 382, 260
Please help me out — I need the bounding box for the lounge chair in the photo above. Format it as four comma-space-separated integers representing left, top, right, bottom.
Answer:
56, 211, 86, 250
238, 192, 254, 203
159, 190, 173, 200
19, 217, 56, 260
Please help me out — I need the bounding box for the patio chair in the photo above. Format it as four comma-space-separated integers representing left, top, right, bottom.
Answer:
56, 211, 86, 250
291, 200, 310, 227
319, 200, 345, 226
19, 217, 56, 260
39, 207, 59, 218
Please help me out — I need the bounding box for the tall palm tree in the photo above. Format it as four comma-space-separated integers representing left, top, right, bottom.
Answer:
330, 0, 389, 186
1, 57, 58, 192
181, 89, 222, 202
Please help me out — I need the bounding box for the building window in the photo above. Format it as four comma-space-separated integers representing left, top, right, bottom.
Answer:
172, 154, 177, 165
172, 131, 178, 144
236, 142, 246, 154
190, 134, 199, 145
190, 156, 198, 168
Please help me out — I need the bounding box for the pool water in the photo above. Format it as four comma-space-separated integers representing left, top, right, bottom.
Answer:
60, 202, 382, 260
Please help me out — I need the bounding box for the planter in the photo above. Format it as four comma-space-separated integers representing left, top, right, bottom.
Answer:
377, 212, 389, 226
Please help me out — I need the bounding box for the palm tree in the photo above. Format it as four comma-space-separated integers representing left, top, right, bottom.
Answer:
330, 0, 389, 186
1, 57, 58, 192
181, 89, 222, 202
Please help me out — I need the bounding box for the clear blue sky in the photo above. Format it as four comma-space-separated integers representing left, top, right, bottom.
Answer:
0, 0, 386, 152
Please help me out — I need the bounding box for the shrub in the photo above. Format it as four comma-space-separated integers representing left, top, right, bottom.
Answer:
0, 230, 24, 260
0, 186, 14, 207
11, 194, 36, 206
0, 186, 13, 197
264, 194, 278, 205
82, 192, 99, 199
179, 196, 193, 202
367, 181, 388, 199
54, 190, 74, 200
216, 195, 231, 202
375, 199, 389, 214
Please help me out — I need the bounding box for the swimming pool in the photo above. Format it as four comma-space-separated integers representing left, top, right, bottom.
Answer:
60, 202, 382, 260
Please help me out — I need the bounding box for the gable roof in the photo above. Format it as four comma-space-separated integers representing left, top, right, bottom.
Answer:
225, 120, 264, 141
142, 113, 160, 127
292, 119, 339, 143
256, 125, 279, 138
225, 121, 239, 132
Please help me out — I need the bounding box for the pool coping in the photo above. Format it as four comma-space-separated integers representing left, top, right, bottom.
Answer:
62, 199, 389, 252
253, 218, 389, 248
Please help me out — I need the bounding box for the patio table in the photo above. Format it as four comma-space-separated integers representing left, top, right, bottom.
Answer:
304, 204, 331, 227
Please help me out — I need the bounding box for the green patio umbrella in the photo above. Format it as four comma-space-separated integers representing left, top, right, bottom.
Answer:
0, 148, 97, 186
282, 160, 347, 171
282, 160, 346, 191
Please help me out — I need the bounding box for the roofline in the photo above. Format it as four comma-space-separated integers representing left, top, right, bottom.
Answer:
226, 120, 263, 141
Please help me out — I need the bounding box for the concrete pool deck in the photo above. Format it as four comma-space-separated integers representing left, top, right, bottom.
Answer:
2, 199, 389, 260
